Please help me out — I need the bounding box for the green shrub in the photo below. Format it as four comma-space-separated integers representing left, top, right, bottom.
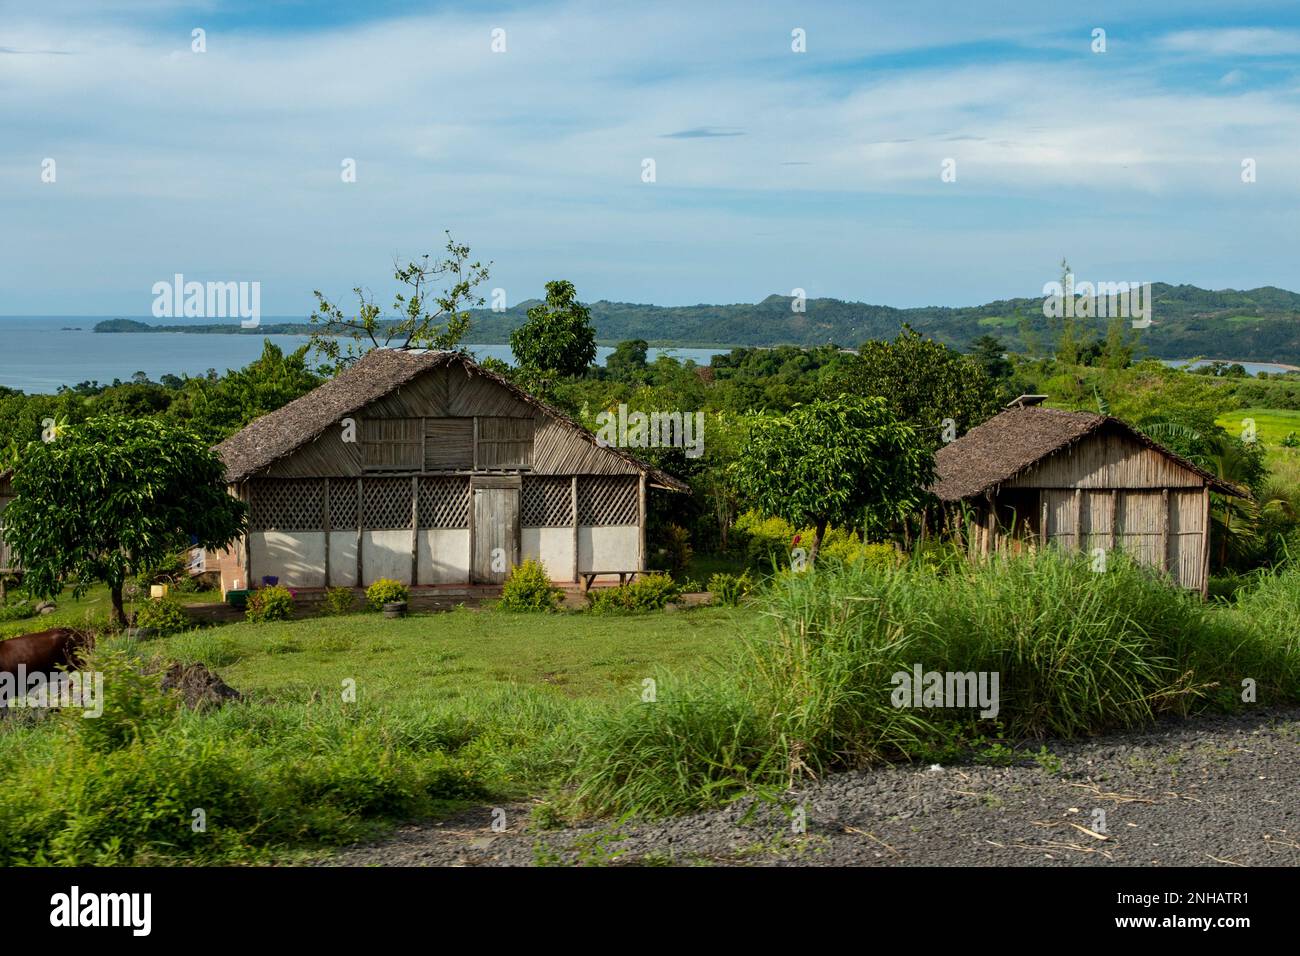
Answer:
0, 600, 36, 622
707, 571, 754, 606
653, 524, 693, 575
133, 595, 192, 635
65, 648, 179, 754
321, 587, 357, 616
366, 578, 409, 610
246, 585, 295, 623
732, 510, 896, 570
586, 573, 680, 613
498, 559, 563, 612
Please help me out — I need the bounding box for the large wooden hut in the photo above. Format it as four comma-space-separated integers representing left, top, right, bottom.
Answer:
931, 400, 1246, 595
208, 349, 687, 593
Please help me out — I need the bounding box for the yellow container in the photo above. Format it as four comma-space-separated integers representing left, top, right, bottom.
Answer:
150, 584, 169, 599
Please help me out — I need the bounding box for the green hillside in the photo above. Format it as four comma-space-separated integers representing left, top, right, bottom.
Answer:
95, 283, 1300, 363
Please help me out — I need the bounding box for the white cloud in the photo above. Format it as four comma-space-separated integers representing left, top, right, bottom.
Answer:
1158, 27, 1300, 56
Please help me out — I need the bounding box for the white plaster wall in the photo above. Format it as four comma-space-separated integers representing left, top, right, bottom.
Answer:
251, 532, 326, 588
327, 532, 358, 587
522, 527, 575, 581
418, 529, 470, 584
362, 530, 413, 585
578, 526, 639, 573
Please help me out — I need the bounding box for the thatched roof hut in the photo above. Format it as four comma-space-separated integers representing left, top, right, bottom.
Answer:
208, 348, 687, 594
931, 405, 1247, 595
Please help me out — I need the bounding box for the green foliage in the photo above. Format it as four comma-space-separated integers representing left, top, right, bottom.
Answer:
509, 280, 597, 379
0, 672, 490, 864
133, 550, 189, 592
831, 326, 1002, 442
967, 334, 1012, 380
308, 231, 490, 370
731, 396, 933, 559
574, 552, 1300, 817
498, 559, 564, 612
0, 600, 36, 622
652, 523, 693, 576
167, 341, 322, 442
4, 416, 247, 625
321, 587, 357, 616
133, 595, 192, 635
366, 578, 410, 609
707, 571, 754, 606
67, 648, 180, 754
245, 585, 295, 623
603, 339, 650, 382
586, 574, 680, 613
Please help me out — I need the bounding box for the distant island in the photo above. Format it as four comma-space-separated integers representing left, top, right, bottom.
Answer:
92, 283, 1300, 364
94, 318, 318, 335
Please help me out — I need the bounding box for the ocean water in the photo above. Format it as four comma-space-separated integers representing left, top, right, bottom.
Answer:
0, 318, 727, 394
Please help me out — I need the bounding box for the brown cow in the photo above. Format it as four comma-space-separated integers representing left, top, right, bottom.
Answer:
0, 627, 94, 678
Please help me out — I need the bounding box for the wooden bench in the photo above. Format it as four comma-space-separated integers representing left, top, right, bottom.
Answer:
580, 571, 640, 592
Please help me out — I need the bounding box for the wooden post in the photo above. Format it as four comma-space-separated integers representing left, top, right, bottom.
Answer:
355, 477, 364, 587
410, 475, 419, 586
323, 478, 331, 588
638, 473, 648, 572
570, 475, 579, 583
1160, 488, 1170, 574
982, 492, 996, 557
1108, 489, 1118, 552
467, 480, 477, 586
243, 483, 252, 587
472, 417, 479, 471
1039, 491, 1048, 550
1199, 485, 1211, 598
1072, 488, 1083, 552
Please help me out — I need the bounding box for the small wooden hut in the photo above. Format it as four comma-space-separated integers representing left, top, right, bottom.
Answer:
931, 400, 1247, 595
208, 349, 688, 593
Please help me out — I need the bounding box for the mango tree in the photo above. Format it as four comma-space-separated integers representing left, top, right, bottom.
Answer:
4, 416, 246, 626
731, 396, 934, 564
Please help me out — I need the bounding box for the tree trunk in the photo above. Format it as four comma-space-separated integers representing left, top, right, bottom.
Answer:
809, 518, 828, 566
109, 583, 126, 628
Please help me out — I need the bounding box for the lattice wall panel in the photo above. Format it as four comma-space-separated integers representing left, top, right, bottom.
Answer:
418, 477, 470, 529
522, 476, 572, 527
328, 479, 358, 529
249, 479, 324, 531
578, 476, 638, 526
362, 477, 413, 530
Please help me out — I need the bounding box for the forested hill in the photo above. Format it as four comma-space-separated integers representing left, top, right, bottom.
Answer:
94, 283, 1300, 362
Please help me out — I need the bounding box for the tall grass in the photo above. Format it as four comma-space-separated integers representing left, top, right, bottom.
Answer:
573, 551, 1300, 817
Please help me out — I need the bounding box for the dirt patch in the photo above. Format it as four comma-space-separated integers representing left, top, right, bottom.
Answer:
152, 661, 242, 710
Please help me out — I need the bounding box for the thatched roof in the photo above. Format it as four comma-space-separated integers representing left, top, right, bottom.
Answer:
931, 406, 1247, 502
215, 349, 688, 491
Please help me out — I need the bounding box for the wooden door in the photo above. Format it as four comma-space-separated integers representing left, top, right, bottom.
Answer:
472, 482, 520, 584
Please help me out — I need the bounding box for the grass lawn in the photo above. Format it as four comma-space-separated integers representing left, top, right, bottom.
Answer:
150, 604, 748, 705
0, 583, 223, 640
1218, 407, 1300, 478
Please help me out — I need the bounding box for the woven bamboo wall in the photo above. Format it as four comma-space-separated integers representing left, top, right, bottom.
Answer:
1006, 430, 1203, 489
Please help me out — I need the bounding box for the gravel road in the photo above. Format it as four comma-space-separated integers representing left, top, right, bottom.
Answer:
330, 707, 1300, 867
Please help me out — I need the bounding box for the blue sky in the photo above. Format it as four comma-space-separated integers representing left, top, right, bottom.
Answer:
3, 0, 1300, 315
